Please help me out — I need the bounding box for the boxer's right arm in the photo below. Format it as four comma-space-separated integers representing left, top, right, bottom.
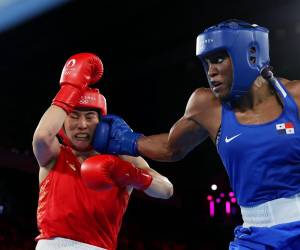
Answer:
33, 53, 104, 168
137, 120, 207, 162
93, 88, 212, 162
32, 106, 66, 168
138, 88, 216, 161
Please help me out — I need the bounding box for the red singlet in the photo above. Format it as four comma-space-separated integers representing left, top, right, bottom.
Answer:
36, 146, 130, 250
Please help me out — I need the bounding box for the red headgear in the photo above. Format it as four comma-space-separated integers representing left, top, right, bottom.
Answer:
76, 88, 107, 115
58, 88, 106, 149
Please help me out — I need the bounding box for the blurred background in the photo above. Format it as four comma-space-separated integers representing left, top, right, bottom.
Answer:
0, 0, 300, 249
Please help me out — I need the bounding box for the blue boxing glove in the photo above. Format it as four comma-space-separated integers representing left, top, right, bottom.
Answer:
92, 114, 142, 156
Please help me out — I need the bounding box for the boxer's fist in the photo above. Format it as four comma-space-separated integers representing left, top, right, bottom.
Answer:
81, 155, 153, 191
60, 53, 104, 89
92, 115, 142, 156
81, 155, 115, 191
52, 53, 104, 113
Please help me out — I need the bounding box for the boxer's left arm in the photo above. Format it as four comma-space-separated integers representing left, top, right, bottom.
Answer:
119, 155, 173, 199
81, 154, 173, 199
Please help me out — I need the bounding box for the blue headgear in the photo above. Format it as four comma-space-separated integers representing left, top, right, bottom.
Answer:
196, 19, 270, 100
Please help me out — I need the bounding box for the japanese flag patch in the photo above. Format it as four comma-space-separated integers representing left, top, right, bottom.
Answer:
276, 122, 295, 134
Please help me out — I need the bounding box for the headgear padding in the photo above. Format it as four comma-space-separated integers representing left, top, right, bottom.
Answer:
76, 88, 107, 115
196, 19, 270, 100
58, 88, 107, 148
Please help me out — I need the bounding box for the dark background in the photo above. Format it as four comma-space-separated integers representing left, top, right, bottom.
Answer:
1, 0, 300, 249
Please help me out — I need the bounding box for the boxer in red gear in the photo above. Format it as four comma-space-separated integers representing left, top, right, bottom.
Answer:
32, 53, 173, 250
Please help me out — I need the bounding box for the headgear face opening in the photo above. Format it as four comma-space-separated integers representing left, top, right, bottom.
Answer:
58, 88, 107, 149
196, 19, 270, 100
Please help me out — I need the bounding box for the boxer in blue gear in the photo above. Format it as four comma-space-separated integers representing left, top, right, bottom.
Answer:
93, 19, 300, 249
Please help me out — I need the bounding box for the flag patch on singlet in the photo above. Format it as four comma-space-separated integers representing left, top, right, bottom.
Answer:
276, 122, 295, 134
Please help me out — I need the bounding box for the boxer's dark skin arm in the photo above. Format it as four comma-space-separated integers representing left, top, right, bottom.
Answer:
137, 88, 222, 162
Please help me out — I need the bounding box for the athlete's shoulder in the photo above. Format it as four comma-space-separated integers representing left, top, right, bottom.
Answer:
185, 87, 222, 129
280, 77, 300, 98
276, 77, 300, 110
281, 78, 300, 89
188, 87, 220, 108
192, 87, 216, 98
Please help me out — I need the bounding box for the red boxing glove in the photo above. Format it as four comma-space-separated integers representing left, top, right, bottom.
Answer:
52, 53, 104, 113
81, 155, 153, 191
81, 155, 115, 191
59, 53, 104, 87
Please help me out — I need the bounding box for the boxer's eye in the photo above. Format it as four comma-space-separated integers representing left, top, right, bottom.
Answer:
85, 112, 98, 120
212, 57, 225, 64
205, 51, 228, 64
70, 114, 79, 119
210, 54, 226, 64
